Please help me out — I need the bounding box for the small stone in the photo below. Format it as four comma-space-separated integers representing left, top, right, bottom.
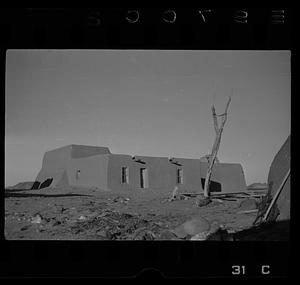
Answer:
190, 231, 210, 240
97, 212, 108, 219
238, 198, 257, 211
20, 225, 30, 231
158, 230, 178, 240
144, 231, 156, 240
195, 197, 211, 207
172, 216, 210, 238
78, 215, 86, 221
52, 220, 62, 226
154, 221, 164, 227
96, 229, 110, 238
209, 220, 221, 233
31, 214, 42, 224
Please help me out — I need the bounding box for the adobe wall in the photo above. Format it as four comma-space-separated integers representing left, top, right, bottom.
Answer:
134, 156, 176, 191
200, 162, 247, 193
170, 158, 202, 193
67, 154, 110, 190
71, 145, 111, 159
107, 154, 247, 195
107, 155, 177, 194
35, 145, 72, 187
268, 136, 290, 221
107, 154, 140, 191
35, 145, 111, 188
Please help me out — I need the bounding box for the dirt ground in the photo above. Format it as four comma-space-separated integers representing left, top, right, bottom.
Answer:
4, 186, 260, 240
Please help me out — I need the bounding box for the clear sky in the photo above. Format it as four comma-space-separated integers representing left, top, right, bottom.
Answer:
5, 50, 290, 187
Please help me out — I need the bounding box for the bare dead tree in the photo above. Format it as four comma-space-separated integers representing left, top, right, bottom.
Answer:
196, 97, 231, 205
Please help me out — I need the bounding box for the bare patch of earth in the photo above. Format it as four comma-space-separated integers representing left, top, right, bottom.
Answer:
5, 187, 259, 240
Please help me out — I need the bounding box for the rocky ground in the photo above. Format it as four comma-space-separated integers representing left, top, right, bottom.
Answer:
4, 186, 262, 240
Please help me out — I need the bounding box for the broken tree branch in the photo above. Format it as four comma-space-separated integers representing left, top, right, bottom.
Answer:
212, 105, 219, 134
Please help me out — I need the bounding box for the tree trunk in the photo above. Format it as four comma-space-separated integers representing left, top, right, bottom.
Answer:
202, 97, 231, 198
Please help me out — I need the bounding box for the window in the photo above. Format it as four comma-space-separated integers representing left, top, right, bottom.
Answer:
121, 167, 129, 184
177, 168, 183, 184
140, 168, 149, 188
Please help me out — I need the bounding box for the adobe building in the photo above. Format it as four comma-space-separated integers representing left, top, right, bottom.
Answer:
32, 144, 247, 194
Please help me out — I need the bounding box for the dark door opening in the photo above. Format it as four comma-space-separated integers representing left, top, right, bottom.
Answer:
121, 167, 129, 184
201, 178, 222, 192
140, 168, 149, 188
39, 178, 53, 189
177, 168, 183, 184
31, 181, 41, 190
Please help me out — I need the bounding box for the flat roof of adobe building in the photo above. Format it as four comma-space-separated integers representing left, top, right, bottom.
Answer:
44, 144, 242, 166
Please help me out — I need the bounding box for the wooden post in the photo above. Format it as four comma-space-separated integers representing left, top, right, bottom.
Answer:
203, 97, 231, 198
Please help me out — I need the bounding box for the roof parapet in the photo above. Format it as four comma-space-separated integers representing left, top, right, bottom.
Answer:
132, 156, 146, 164
169, 157, 182, 166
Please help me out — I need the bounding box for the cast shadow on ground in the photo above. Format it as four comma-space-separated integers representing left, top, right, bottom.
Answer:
4, 191, 93, 198
233, 220, 290, 241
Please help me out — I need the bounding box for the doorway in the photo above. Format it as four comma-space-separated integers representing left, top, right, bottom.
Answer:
140, 168, 149, 188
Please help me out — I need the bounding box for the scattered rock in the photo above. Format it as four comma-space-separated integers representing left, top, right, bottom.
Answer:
71, 228, 82, 234
86, 212, 99, 219
131, 227, 155, 240
172, 216, 211, 239
112, 197, 130, 204
36, 227, 45, 233
31, 214, 43, 224
53, 205, 67, 213
78, 215, 87, 221
52, 220, 62, 226
238, 198, 257, 211
20, 225, 31, 231
158, 230, 178, 240
96, 229, 111, 239
195, 196, 211, 207
97, 212, 109, 219
153, 221, 164, 227
190, 231, 210, 240
190, 220, 222, 240
209, 220, 222, 232
143, 231, 156, 240
206, 228, 235, 241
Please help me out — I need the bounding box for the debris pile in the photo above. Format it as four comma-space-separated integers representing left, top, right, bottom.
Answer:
69, 209, 168, 240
